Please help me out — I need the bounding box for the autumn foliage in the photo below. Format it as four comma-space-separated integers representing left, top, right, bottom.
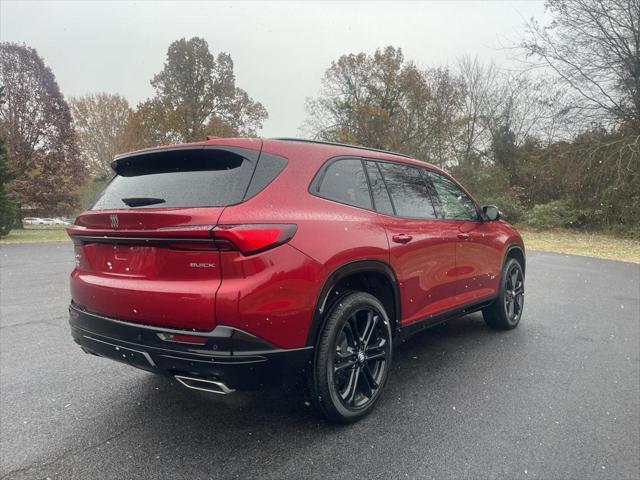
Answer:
0, 43, 86, 216
304, 0, 640, 233
69, 93, 133, 179
127, 37, 268, 149
0, 2, 638, 235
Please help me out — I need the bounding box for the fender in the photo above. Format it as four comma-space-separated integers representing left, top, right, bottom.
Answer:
306, 260, 401, 347
503, 243, 526, 274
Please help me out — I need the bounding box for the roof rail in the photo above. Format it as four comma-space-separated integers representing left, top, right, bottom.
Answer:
271, 137, 411, 158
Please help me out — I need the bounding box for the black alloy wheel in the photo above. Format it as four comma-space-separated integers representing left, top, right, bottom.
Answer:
483, 257, 525, 330
333, 307, 389, 408
308, 291, 393, 423
503, 262, 525, 323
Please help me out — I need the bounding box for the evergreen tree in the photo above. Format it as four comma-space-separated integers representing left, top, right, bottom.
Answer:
0, 136, 17, 236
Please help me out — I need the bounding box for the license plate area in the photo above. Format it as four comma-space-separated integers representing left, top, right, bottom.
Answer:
85, 243, 158, 276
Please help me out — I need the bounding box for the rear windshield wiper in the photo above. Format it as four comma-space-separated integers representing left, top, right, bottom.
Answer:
121, 197, 166, 207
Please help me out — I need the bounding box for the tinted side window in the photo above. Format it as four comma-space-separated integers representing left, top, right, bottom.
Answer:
426, 171, 479, 221
364, 161, 394, 215
243, 153, 287, 199
317, 159, 372, 210
378, 162, 437, 219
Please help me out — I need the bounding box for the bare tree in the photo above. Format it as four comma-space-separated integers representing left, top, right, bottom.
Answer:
489, 73, 572, 146
521, 0, 640, 128
70, 93, 133, 178
454, 57, 569, 168
422, 67, 465, 166
455, 57, 500, 166
304, 46, 464, 164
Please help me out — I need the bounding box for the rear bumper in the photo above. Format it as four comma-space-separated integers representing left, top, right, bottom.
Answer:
68, 303, 313, 391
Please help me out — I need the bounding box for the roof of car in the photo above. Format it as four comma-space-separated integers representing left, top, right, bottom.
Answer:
112, 136, 444, 174
271, 137, 411, 158
262, 137, 444, 173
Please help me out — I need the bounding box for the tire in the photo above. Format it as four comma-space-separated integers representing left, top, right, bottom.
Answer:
483, 257, 525, 330
307, 291, 393, 423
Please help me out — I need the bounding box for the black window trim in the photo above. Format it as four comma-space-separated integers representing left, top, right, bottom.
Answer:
361, 159, 397, 216
111, 145, 261, 172
361, 159, 379, 213
373, 161, 397, 216
418, 168, 444, 218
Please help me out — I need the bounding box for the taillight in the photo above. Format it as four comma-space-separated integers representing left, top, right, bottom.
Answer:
211, 224, 297, 255
157, 333, 208, 345
71, 238, 88, 269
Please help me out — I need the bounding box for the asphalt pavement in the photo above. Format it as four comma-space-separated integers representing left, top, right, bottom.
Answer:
0, 242, 638, 480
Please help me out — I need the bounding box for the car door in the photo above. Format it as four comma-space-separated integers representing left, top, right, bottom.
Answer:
366, 160, 458, 326
424, 170, 502, 305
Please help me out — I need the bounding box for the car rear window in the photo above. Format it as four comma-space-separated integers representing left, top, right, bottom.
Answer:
92, 148, 281, 210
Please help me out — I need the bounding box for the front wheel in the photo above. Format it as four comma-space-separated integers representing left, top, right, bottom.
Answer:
308, 292, 392, 423
483, 257, 525, 330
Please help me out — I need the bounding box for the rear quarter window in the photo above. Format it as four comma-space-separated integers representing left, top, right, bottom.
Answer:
314, 158, 372, 210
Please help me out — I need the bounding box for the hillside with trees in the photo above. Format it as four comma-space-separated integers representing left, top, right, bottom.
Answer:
304, 0, 639, 234
0, 1, 637, 237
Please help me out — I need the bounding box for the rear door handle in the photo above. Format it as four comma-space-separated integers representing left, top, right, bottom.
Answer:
457, 233, 470, 240
392, 234, 413, 244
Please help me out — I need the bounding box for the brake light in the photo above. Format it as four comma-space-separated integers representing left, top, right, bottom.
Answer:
157, 333, 208, 345
211, 224, 297, 255
71, 238, 89, 269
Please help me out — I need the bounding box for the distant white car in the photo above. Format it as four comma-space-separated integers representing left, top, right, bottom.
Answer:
39, 218, 56, 225
52, 218, 69, 225
23, 217, 41, 225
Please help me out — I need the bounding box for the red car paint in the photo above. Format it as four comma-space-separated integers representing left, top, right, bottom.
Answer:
68, 137, 524, 350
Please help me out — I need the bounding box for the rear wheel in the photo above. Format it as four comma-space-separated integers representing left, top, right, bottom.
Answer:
483, 258, 525, 330
308, 292, 392, 423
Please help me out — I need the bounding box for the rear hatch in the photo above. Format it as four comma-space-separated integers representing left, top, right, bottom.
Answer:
68, 145, 261, 331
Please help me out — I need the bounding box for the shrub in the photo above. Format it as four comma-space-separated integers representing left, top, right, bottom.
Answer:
523, 200, 581, 229
0, 195, 16, 236
450, 164, 527, 223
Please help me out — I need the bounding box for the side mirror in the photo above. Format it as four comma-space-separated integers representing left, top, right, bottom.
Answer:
482, 205, 502, 221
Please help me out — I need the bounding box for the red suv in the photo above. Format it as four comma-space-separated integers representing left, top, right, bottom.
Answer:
67, 137, 525, 422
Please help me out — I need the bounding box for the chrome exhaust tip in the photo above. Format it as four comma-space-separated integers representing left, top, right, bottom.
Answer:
174, 375, 235, 395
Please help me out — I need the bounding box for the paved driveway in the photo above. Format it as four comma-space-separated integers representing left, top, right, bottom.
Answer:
1, 242, 638, 479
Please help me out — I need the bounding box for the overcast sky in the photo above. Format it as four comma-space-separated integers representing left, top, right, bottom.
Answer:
0, 0, 550, 137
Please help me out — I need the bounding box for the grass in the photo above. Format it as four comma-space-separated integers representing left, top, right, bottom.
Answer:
0, 226, 70, 244
1, 225, 638, 264
519, 227, 640, 264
